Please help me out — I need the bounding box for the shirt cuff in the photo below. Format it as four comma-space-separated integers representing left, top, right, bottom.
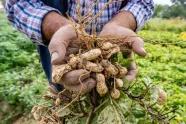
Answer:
28, 6, 61, 45
120, 2, 154, 32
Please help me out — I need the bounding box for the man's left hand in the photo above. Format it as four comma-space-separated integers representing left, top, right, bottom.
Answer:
99, 21, 147, 82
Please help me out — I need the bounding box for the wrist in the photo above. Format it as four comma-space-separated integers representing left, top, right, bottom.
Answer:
108, 11, 137, 31
42, 11, 71, 41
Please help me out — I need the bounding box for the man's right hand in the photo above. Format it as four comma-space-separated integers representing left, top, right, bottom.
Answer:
48, 24, 96, 93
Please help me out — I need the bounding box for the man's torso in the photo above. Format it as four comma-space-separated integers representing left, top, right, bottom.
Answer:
43, 0, 124, 34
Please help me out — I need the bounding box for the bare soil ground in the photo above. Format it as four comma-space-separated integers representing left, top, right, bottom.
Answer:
0, 100, 36, 124
13, 114, 36, 124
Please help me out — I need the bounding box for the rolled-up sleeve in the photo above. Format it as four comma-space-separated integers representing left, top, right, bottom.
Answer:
120, 0, 155, 31
5, 0, 61, 45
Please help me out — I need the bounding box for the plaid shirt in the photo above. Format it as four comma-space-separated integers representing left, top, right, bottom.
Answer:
5, 0, 154, 45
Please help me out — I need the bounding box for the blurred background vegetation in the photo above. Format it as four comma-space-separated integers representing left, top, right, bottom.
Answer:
153, 0, 186, 19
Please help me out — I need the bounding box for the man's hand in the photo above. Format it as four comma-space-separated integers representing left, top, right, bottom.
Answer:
99, 11, 147, 82
42, 12, 96, 93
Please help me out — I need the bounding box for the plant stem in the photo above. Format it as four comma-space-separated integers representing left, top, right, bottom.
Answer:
86, 105, 95, 124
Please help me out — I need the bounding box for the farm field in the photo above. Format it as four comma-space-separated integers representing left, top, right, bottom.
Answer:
0, 10, 186, 124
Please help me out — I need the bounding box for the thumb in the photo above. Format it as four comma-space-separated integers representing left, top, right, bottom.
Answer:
49, 25, 77, 65
49, 39, 67, 65
131, 37, 147, 56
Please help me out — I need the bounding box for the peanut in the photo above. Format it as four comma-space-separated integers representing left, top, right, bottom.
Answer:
96, 73, 108, 96
52, 64, 72, 83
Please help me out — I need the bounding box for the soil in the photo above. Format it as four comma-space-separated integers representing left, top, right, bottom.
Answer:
0, 100, 36, 124
13, 114, 36, 124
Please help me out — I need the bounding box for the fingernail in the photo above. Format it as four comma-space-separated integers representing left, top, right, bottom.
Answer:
51, 52, 59, 62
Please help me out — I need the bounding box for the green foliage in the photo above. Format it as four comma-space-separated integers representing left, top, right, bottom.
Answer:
0, 12, 47, 123
111, 52, 134, 68
153, 1, 186, 19
97, 104, 124, 124
171, 0, 186, 5
137, 30, 186, 123
143, 18, 186, 33
152, 4, 165, 18
138, 30, 186, 47
62, 80, 166, 124
162, 5, 186, 19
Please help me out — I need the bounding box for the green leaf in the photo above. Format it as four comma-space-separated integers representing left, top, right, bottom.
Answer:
126, 114, 137, 124
118, 96, 132, 113
150, 86, 159, 103
56, 107, 71, 117
143, 77, 152, 88
77, 117, 88, 124
97, 105, 124, 124
117, 52, 124, 62
66, 116, 87, 124
117, 52, 133, 67
137, 119, 152, 124
66, 119, 78, 124
132, 105, 145, 118
122, 78, 130, 89
125, 122, 133, 124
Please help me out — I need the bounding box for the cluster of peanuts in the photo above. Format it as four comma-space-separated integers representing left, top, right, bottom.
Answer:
52, 42, 128, 99
31, 106, 60, 124
32, 42, 167, 123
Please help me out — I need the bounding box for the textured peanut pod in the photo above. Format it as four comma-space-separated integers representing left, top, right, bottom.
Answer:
55, 98, 61, 106
96, 73, 108, 96
100, 42, 114, 50
39, 118, 47, 124
81, 48, 101, 61
157, 89, 167, 105
47, 116, 56, 123
33, 111, 42, 121
37, 106, 43, 111
102, 50, 111, 55
52, 64, 72, 83
68, 56, 81, 69
120, 45, 132, 53
115, 78, 123, 88
84, 61, 104, 72
69, 54, 75, 58
31, 106, 38, 113
101, 60, 118, 75
104, 45, 120, 59
104, 70, 111, 80
110, 89, 120, 99
43, 94, 57, 101
77, 62, 84, 69
116, 65, 128, 78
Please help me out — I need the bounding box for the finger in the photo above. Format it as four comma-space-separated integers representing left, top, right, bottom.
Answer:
65, 78, 96, 93
49, 25, 77, 65
66, 47, 79, 56
49, 85, 59, 94
68, 39, 82, 47
62, 56, 68, 63
49, 39, 67, 65
124, 62, 137, 82
131, 37, 147, 56
61, 69, 90, 85
90, 72, 96, 79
